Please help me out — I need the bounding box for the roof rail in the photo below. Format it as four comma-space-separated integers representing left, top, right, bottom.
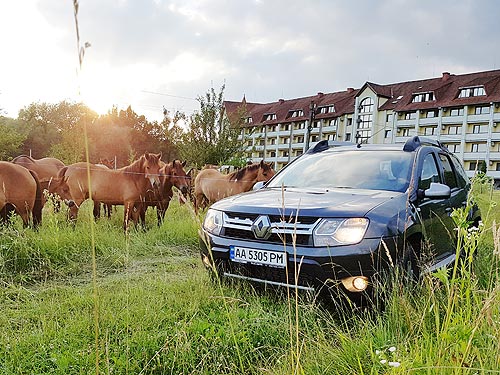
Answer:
403, 136, 446, 152
306, 140, 355, 154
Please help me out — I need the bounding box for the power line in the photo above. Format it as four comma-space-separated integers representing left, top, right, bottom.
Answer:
141, 90, 198, 101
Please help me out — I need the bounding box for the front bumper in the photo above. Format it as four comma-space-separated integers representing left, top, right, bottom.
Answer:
199, 229, 401, 296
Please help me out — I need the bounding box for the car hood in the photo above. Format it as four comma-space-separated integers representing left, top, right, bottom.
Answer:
211, 187, 404, 217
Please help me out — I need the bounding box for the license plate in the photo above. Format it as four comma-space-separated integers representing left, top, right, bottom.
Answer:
230, 246, 286, 268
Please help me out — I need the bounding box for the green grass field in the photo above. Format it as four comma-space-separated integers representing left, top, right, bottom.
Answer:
0, 187, 499, 374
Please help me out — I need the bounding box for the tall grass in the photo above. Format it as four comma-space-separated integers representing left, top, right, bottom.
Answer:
0, 189, 499, 374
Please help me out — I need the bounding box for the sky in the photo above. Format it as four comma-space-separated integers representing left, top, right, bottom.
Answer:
1, 0, 499, 123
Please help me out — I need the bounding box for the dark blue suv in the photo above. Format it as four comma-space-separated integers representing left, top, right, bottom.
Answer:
199, 136, 481, 302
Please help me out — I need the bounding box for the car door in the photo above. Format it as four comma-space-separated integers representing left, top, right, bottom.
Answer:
414, 151, 456, 260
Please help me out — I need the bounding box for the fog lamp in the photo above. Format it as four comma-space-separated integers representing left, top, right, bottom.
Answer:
341, 276, 369, 292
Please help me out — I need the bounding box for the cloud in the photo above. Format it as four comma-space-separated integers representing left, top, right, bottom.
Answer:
1, 0, 500, 122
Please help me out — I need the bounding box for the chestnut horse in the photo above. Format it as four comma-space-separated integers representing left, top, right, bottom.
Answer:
49, 153, 162, 229
0, 161, 43, 228
141, 160, 190, 226
194, 160, 275, 212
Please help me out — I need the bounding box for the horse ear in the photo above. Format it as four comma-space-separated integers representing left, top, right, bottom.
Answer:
182, 160, 187, 167
157, 152, 162, 160
260, 160, 264, 168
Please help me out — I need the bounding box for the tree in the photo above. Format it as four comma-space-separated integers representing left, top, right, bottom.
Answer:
0, 116, 26, 160
178, 85, 245, 167
17, 101, 98, 162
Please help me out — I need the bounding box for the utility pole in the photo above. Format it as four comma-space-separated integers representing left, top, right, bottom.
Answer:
305, 100, 316, 150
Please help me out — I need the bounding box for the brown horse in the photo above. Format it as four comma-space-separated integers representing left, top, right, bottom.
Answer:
141, 160, 190, 225
0, 161, 43, 228
48, 153, 162, 229
11, 155, 65, 190
194, 160, 275, 212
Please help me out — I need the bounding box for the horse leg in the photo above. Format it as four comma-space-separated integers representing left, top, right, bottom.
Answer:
93, 201, 101, 220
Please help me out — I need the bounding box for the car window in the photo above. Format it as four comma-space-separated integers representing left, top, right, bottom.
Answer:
438, 153, 458, 189
419, 153, 441, 190
267, 150, 413, 192
449, 154, 468, 188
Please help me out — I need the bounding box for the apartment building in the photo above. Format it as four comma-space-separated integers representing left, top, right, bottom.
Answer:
224, 69, 500, 187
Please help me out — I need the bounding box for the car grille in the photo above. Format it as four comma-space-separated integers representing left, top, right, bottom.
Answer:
217, 259, 319, 288
221, 212, 320, 246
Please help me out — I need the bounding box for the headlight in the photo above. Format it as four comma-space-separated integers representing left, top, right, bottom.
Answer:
203, 209, 223, 236
313, 218, 369, 246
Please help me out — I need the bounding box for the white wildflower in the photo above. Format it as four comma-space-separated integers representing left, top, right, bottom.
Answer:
388, 346, 396, 352
388, 361, 401, 367
380, 359, 387, 364
375, 350, 381, 355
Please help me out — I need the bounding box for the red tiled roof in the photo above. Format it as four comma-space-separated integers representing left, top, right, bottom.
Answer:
225, 69, 500, 125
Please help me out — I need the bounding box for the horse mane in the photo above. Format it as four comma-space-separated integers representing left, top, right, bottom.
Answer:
228, 163, 260, 181
122, 155, 145, 175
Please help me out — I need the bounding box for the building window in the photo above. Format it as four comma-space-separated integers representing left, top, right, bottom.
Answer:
282, 151, 289, 157
294, 135, 304, 143
496, 163, 500, 172
346, 118, 353, 126
329, 118, 337, 127
449, 107, 464, 116
401, 128, 410, 137
423, 126, 436, 136
269, 151, 276, 157
282, 124, 291, 131
411, 92, 434, 103
384, 130, 391, 139
359, 97, 374, 113
469, 162, 477, 171
319, 105, 335, 114
446, 143, 461, 153
448, 125, 462, 135
245, 116, 253, 123
386, 113, 393, 123
289, 109, 304, 118
358, 113, 372, 129
263, 113, 277, 121
470, 143, 486, 152
259, 139, 265, 146
268, 125, 277, 132
472, 124, 488, 134
345, 133, 351, 141
311, 135, 319, 142
404, 111, 417, 120
426, 110, 438, 118
458, 86, 486, 98
474, 105, 490, 115
281, 137, 290, 144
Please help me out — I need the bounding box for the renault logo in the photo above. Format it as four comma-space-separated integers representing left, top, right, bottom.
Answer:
251, 215, 272, 239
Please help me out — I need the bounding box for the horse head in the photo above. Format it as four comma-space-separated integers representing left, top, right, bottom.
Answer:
143, 152, 162, 187
47, 175, 74, 207
256, 160, 275, 182
162, 160, 190, 195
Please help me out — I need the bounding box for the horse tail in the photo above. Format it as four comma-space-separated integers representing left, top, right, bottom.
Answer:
29, 170, 43, 228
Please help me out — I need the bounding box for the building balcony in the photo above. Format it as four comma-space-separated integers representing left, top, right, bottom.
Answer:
467, 113, 491, 123
486, 171, 500, 179
322, 125, 337, 132
441, 116, 464, 125
395, 119, 417, 127
488, 151, 500, 160
438, 134, 463, 142
463, 152, 487, 160
419, 117, 439, 126
464, 133, 489, 142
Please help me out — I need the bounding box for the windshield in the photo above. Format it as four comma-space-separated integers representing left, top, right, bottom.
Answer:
268, 150, 414, 192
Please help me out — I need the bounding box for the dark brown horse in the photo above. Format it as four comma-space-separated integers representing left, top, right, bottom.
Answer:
141, 160, 190, 225
48, 153, 162, 229
0, 161, 43, 228
194, 160, 275, 212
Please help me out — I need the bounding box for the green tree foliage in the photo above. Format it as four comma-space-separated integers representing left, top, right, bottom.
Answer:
178, 85, 245, 167
0, 116, 26, 160
17, 101, 98, 162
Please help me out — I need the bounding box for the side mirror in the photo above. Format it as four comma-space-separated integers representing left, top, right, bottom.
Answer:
253, 181, 265, 191
424, 182, 451, 199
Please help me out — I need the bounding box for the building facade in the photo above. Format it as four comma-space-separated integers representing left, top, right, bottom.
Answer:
224, 69, 500, 186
